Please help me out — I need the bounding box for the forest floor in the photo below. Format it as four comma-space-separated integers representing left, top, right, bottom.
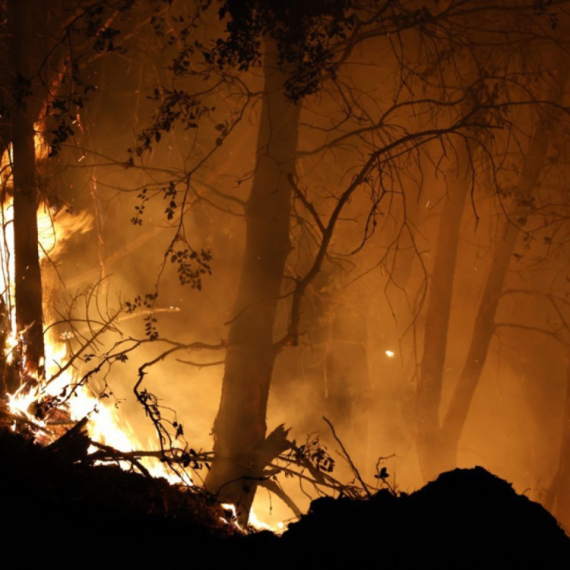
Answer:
1, 417, 568, 567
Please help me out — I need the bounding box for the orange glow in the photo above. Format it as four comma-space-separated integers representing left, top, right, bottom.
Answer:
220, 502, 283, 533
0, 175, 185, 487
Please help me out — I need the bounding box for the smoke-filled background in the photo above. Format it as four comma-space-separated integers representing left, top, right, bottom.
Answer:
13, 1, 570, 530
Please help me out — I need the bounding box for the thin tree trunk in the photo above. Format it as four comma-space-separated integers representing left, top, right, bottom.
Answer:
9, 0, 44, 388
549, 350, 570, 528
439, 220, 518, 453
205, 40, 300, 523
416, 140, 472, 481
440, 60, 570, 461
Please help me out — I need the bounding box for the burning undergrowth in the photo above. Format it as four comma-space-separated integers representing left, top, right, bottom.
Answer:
0, 411, 568, 565
0, 202, 567, 564
0, 105, 567, 566
0, 413, 238, 556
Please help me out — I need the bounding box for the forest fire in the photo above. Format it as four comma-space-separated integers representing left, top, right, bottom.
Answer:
0, 136, 189, 487
1, 196, 150, 463
2, 0, 570, 560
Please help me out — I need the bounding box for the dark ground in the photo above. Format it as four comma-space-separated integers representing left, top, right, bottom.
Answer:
1, 426, 568, 567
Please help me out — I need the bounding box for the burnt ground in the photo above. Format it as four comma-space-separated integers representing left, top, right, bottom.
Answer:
0, 426, 568, 567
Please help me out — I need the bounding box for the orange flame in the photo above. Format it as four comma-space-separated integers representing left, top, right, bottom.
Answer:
1, 127, 284, 530
0, 131, 187, 485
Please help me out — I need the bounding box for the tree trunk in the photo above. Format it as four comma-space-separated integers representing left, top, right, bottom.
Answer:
416, 140, 472, 481
8, 0, 44, 388
439, 220, 518, 455
440, 59, 570, 463
549, 350, 570, 529
205, 40, 300, 523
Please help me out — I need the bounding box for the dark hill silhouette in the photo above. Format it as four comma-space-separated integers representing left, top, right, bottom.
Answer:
1, 427, 567, 566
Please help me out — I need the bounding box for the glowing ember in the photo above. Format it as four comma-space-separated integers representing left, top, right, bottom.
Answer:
220, 502, 284, 533
385, 350, 395, 358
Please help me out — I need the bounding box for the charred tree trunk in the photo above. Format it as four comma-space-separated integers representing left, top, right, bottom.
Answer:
205, 40, 300, 523
8, 0, 44, 387
416, 140, 472, 481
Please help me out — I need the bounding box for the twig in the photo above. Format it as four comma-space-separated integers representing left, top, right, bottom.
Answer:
89, 440, 153, 479
259, 478, 303, 519
323, 416, 371, 498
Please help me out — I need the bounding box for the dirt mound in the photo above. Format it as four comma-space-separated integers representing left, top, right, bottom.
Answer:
274, 467, 570, 566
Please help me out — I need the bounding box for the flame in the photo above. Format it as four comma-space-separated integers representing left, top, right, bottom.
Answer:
5, 263, 187, 486
0, 124, 214, 548
0, 198, 93, 357
0, 127, 47, 186
0, 129, 287, 531
7, 319, 189, 484
248, 509, 284, 533
220, 502, 240, 528
37, 206, 92, 260
220, 502, 285, 533
0, 139, 185, 486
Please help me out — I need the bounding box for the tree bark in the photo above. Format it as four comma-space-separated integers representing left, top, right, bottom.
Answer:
416, 140, 472, 481
8, 0, 45, 388
205, 40, 300, 523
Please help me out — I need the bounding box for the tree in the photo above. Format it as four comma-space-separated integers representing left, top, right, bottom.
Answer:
2, 0, 49, 388
0, 0, 168, 395
6, 0, 570, 530
149, 0, 555, 522
416, 17, 570, 480
417, 138, 474, 480
203, 36, 301, 514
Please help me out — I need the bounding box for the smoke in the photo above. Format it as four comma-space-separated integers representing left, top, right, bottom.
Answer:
19, 2, 570, 529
